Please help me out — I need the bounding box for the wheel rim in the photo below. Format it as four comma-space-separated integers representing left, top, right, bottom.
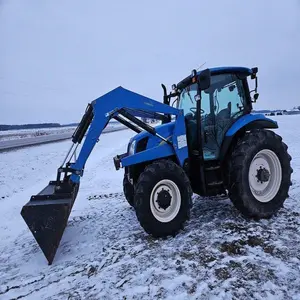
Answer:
150, 179, 181, 223
248, 149, 282, 203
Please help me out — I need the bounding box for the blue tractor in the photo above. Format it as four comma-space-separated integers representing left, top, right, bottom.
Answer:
21, 66, 292, 264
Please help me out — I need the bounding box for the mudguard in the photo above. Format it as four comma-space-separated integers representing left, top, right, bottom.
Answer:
225, 113, 278, 136
220, 114, 278, 160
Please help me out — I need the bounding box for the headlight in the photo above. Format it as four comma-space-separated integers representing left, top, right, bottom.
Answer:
128, 140, 136, 155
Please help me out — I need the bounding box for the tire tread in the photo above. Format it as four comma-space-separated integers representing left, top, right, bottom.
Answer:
228, 129, 292, 218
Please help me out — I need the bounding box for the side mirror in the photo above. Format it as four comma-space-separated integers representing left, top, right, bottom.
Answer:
198, 68, 211, 90
252, 93, 259, 103
251, 67, 258, 79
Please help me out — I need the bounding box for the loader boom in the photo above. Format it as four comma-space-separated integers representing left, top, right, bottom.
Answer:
69, 86, 185, 183
21, 86, 187, 264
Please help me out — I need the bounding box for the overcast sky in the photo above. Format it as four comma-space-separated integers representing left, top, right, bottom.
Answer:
1, 0, 300, 124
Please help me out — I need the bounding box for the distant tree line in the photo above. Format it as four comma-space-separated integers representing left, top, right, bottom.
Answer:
0, 123, 79, 131
0, 119, 121, 131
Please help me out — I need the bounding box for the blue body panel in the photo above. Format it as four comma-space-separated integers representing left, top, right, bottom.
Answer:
122, 143, 175, 167
172, 113, 189, 165
226, 114, 278, 137
123, 114, 189, 167
70, 86, 188, 183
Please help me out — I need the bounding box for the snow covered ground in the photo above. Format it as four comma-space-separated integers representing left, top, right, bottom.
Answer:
0, 127, 77, 141
0, 116, 300, 299
0, 121, 122, 142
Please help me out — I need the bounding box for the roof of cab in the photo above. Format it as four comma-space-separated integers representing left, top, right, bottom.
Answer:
207, 66, 253, 76
176, 66, 254, 89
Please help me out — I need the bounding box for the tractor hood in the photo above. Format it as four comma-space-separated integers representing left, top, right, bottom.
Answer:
127, 121, 175, 155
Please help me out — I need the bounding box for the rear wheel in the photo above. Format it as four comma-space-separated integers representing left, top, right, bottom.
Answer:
228, 129, 292, 218
134, 159, 193, 237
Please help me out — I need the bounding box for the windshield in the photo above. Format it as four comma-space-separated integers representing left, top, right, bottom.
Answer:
178, 73, 247, 120
178, 83, 210, 117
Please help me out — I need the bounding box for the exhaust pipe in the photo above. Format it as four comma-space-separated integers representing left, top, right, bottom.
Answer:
21, 179, 79, 265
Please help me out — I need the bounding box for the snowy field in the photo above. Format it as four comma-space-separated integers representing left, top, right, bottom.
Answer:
0, 127, 77, 141
0, 121, 123, 142
0, 115, 300, 299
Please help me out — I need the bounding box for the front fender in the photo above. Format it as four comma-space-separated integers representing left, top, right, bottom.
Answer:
220, 114, 278, 161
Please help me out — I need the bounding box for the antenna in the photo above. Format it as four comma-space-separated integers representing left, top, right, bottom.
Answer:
197, 62, 207, 71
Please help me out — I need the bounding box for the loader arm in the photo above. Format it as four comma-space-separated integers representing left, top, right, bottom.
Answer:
20, 86, 187, 265
69, 86, 185, 183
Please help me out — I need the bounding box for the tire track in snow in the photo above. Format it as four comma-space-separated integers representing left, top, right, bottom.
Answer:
0, 268, 87, 299
87, 192, 124, 200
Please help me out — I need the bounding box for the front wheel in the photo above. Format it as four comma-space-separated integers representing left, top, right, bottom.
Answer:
134, 159, 193, 237
228, 129, 292, 218
123, 169, 135, 207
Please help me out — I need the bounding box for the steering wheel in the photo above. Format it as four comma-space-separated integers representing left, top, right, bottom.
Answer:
190, 107, 205, 114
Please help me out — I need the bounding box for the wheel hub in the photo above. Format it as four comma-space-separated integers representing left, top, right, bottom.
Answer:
248, 149, 282, 203
156, 189, 172, 210
150, 179, 181, 223
256, 167, 270, 183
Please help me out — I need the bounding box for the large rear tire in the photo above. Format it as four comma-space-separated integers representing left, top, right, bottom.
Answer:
228, 129, 292, 218
134, 159, 193, 237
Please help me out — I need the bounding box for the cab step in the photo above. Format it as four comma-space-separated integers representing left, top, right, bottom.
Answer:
205, 166, 221, 171
207, 181, 223, 187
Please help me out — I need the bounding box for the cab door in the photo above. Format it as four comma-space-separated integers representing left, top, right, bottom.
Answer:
202, 73, 247, 160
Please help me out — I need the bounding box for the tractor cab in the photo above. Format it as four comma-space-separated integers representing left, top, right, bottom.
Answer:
170, 67, 260, 196
176, 67, 257, 160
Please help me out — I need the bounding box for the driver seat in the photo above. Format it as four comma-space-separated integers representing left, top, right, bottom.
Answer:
217, 102, 231, 119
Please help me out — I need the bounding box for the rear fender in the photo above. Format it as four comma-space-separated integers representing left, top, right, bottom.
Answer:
220, 114, 278, 161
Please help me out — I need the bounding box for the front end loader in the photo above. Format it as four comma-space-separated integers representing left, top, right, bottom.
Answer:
21, 86, 188, 264
21, 66, 292, 264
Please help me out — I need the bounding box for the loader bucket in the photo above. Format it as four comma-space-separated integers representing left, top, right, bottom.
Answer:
21, 180, 79, 265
